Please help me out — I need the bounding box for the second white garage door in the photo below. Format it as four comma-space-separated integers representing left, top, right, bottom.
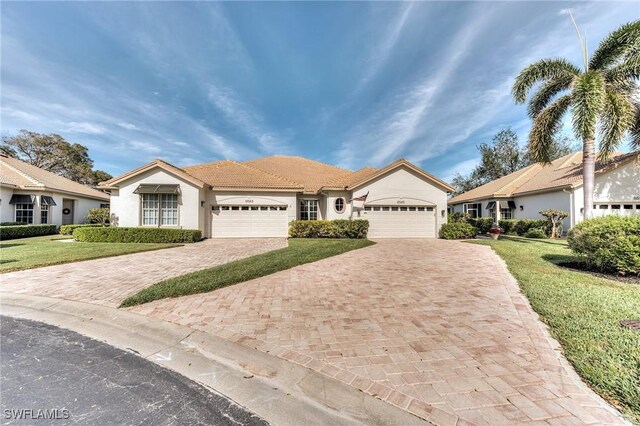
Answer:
211, 205, 288, 238
360, 206, 436, 238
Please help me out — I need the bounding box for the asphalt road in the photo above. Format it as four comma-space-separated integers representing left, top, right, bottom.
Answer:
0, 316, 268, 425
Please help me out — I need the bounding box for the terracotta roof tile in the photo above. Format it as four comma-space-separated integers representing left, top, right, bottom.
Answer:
184, 160, 303, 190
244, 156, 351, 193
0, 155, 109, 200
323, 167, 379, 189
448, 151, 638, 203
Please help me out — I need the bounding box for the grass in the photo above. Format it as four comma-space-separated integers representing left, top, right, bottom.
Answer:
121, 238, 375, 307
471, 236, 640, 424
0, 234, 180, 273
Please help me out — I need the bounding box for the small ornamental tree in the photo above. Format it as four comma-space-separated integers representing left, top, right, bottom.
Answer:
85, 207, 110, 225
539, 209, 568, 239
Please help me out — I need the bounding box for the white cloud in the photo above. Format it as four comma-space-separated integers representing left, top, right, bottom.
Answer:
117, 122, 139, 130
64, 121, 105, 134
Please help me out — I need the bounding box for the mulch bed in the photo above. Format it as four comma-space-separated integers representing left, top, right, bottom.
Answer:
557, 261, 640, 285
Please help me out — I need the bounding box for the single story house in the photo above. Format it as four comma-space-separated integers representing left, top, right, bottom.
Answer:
0, 154, 110, 226
100, 156, 454, 238
448, 151, 640, 229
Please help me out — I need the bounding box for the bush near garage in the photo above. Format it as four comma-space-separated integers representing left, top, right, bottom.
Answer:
288, 219, 369, 239
0, 224, 58, 240
448, 212, 470, 223
59, 224, 107, 235
73, 227, 202, 243
439, 222, 476, 240
567, 216, 640, 275
467, 217, 493, 234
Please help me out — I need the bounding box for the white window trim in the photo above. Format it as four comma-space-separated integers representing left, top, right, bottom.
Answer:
299, 199, 319, 221
15, 203, 34, 224
140, 193, 180, 227
334, 197, 346, 214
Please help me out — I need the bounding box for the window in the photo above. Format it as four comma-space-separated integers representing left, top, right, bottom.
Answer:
16, 203, 34, 224
100, 203, 110, 209
41, 204, 49, 224
500, 208, 513, 220
624, 205, 633, 210
611, 204, 621, 210
300, 200, 318, 220
334, 198, 345, 213
463, 203, 482, 218
598, 204, 608, 209
142, 193, 178, 226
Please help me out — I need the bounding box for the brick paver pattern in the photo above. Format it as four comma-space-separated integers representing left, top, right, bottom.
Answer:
0, 239, 286, 308
129, 240, 626, 425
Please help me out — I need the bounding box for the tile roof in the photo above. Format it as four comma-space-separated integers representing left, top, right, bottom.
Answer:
245, 156, 352, 193
183, 160, 303, 190
323, 167, 379, 189
0, 155, 109, 200
100, 159, 206, 188
448, 151, 639, 204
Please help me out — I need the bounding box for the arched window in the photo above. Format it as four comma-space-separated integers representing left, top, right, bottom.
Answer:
334, 197, 345, 213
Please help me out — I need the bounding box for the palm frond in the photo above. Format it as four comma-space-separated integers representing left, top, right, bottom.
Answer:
527, 75, 574, 118
571, 71, 606, 141
631, 102, 640, 149
589, 20, 640, 70
598, 90, 634, 161
605, 55, 640, 86
512, 58, 581, 104
529, 95, 572, 163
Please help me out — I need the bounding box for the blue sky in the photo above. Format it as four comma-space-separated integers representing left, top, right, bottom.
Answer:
2, 2, 638, 180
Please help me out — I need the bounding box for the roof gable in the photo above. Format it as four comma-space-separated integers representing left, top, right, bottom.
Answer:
1, 155, 109, 200
100, 159, 206, 189
347, 159, 455, 192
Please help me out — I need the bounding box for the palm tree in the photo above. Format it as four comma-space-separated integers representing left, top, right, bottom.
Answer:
512, 20, 640, 219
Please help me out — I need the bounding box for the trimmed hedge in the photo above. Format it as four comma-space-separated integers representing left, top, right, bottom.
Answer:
524, 228, 547, 239
289, 220, 369, 239
468, 218, 493, 234
73, 227, 202, 243
0, 224, 58, 240
60, 223, 106, 235
439, 222, 476, 240
513, 219, 548, 236
567, 216, 640, 275
0, 221, 29, 226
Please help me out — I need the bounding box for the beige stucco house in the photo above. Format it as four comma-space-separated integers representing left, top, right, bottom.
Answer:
100, 156, 454, 238
448, 151, 640, 230
0, 154, 110, 226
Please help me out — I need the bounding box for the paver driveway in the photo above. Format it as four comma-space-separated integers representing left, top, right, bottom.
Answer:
0, 239, 286, 308
130, 240, 626, 425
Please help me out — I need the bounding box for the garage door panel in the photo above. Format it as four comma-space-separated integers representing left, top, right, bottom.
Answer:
361, 206, 435, 238
211, 206, 288, 238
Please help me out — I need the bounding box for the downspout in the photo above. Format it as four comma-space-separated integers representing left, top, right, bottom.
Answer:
563, 188, 574, 230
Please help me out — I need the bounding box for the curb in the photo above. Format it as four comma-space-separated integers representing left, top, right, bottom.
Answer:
0, 292, 429, 426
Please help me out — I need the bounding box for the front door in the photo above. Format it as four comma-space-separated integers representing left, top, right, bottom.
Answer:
62, 199, 74, 225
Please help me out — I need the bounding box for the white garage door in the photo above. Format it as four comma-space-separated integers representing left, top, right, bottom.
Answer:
360, 206, 436, 238
211, 205, 288, 238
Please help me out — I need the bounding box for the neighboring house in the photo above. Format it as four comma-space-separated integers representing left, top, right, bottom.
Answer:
448, 151, 640, 230
0, 154, 110, 226
100, 156, 454, 238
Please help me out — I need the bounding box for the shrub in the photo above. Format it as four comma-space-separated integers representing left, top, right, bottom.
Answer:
448, 212, 470, 223
85, 207, 110, 224
539, 209, 568, 239
60, 223, 107, 235
73, 227, 202, 243
524, 228, 547, 239
289, 220, 369, 239
567, 216, 640, 275
0, 224, 58, 240
467, 217, 493, 234
0, 221, 29, 226
513, 219, 548, 236
499, 219, 519, 235
439, 222, 476, 240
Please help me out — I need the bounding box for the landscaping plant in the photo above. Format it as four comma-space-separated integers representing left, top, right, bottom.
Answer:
85, 207, 110, 224
289, 219, 369, 238
539, 209, 568, 239
73, 227, 202, 243
567, 215, 640, 275
439, 222, 476, 240
0, 224, 58, 240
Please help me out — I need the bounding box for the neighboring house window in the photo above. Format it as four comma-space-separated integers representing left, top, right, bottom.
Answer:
500, 208, 512, 220
141, 193, 179, 226
41, 204, 49, 224
100, 203, 110, 209
300, 200, 318, 220
463, 203, 482, 218
15, 203, 34, 224
334, 198, 345, 213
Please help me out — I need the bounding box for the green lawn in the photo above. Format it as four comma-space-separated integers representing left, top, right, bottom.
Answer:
0, 234, 180, 273
121, 238, 375, 307
472, 236, 640, 424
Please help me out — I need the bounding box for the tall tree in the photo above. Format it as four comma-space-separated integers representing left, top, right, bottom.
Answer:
1, 130, 112, 186
451, 128, 576, 195
512, 20, 640, 218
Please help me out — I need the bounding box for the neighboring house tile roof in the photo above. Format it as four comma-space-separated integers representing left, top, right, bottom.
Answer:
448, 151, 639, 204
0, 155, 109, 201
245, 155, 353, 193
183, 160, 303, 190
100, 155, 456, 194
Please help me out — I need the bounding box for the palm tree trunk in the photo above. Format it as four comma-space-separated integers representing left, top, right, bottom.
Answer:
582, 138, 596, 220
